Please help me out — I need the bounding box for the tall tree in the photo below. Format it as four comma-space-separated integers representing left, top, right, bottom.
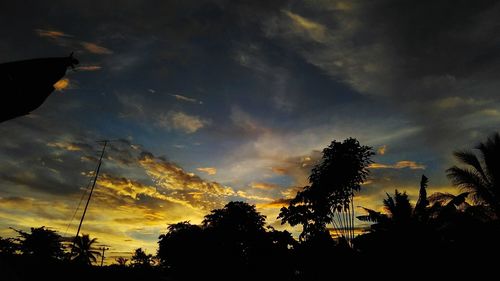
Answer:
71, 234, 100, 266
447, 132, 500, 218
158, 202, 294, 280
202, 201, 266, 234
279, 138, 373, 243
202, 201, 268, 273
157, 221, 205, 276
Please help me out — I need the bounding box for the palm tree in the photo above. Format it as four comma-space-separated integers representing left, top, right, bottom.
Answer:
447, 132, 500, 218
71, 234, 100, 266
115, 257, 128, 266
357, 189, 413, 229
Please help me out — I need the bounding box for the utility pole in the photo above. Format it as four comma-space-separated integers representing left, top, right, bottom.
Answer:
100, 246, 109, 266
73, 140, 108, 243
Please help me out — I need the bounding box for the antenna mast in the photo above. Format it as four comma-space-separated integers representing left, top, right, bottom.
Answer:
74, 140, 108, 242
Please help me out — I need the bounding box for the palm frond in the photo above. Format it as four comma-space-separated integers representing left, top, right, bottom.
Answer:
428, 192, 456, 204
446, 166, 493, 205
453, 150, 487, 180
356, 207, 387, 222
383, 192, 396, 214
476, 133, 500, 200
447, 192, 470, 207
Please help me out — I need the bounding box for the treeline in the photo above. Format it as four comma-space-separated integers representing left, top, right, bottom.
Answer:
1, 134, 500, 280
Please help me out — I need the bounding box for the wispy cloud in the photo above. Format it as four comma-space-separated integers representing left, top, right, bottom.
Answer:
47, 141, 92, 151
157, 111, 210, 134
197, 167, 217, 175
35, 29, 72, 39
171, 94, 203, 104
35, 28, 112, 55
75, 65, 102, 71
282, 10, 327, 42
250, 182, 280, 190
81, 42, 113, 55
433, 96, 488, 110
369, 161, 426, 170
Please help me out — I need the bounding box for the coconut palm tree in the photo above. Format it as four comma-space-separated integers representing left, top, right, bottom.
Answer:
447, 132, 500, 218
71, 234, 100, 266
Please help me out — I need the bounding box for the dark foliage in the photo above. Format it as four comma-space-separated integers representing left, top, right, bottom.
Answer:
13, 226, 65, 261
158, 201, 295, 281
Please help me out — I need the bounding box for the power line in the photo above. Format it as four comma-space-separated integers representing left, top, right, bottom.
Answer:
64, 164, 98, 237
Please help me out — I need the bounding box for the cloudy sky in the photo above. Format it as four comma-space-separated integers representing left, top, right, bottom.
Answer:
1, 0, 500, 260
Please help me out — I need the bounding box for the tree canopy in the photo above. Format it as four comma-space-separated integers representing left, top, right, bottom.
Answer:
279, 138, 374, 241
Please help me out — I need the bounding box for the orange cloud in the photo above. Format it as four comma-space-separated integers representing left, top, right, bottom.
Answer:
235, 191, 274, 202
271, 167, 287, 175
256, 198, 292, 209
35, 29, 72, 39
369, 160, 425, 170
138, 152, 234, 210
81, 42, 113, 54
197, 167, 217, 175
250, 182, 280, 190
47, 141, 90, 151
53, 78, 70, 91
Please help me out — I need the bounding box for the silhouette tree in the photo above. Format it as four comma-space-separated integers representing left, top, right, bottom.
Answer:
357, 189, 413, 227
157, 222, 206, 279
71, 234, 100, 266
0, 236, 17, 256
427, 191, 471, 217
158, 202, 294, 281
354, 188, 443, 262
130, 248, 154, 268
115, 257, 129, 267
13, 226, 64, 261
279, 138, 373, 243
202, 201, 266, 233
447, 132, 500, 218
414, 175, 430, 219
203, 201, 269, 279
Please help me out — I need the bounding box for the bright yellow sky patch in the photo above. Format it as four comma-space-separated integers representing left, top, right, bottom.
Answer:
369, 160, 425, 170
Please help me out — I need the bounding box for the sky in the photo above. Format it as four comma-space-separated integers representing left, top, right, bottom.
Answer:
1, 0, 500, 262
